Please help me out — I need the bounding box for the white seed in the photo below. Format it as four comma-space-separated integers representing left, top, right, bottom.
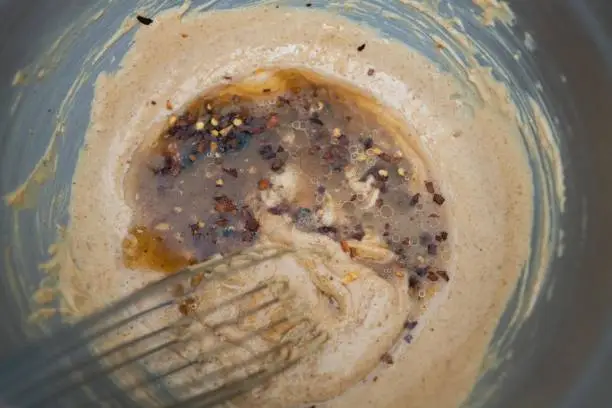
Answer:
195, 121, 205, 130
216, 178, 224, 187
398, 167, 406, 177
173, 206, 183, 214
210, 117, 219, 127
232, 118, 243, 127
378, 169, 389, 178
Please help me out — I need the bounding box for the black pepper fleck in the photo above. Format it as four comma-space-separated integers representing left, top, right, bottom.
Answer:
222, 167, 238, 178
433, 193, 446, 205
425, 181, 435, 194
380, 352, 394, 364
357, 43, 366, 52
136, 15, 153, 25
404, 320, 418, 330
436, 231, 449, 242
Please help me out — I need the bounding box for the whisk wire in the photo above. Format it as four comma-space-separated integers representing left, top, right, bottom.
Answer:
0, 245, 326, 407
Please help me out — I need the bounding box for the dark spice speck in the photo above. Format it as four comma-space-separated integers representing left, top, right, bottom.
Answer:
357, 43, 366, 52
222, 167, 238, 178
425, 181, 435, 194
136, 15, 153, 25
436, 231, 449, 242
404, 320, 418, 330
433, 193, 446, 206
380, 352, 394, 365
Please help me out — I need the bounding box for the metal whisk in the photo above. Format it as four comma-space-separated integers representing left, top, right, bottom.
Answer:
0, 245, 327, 408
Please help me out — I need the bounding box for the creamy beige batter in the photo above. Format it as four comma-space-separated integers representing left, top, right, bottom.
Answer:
58, 6, 532, 408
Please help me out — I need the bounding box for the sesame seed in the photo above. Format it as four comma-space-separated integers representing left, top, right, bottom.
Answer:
195, 121, 205, 130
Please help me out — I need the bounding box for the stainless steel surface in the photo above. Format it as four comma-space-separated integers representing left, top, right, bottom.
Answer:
0, 0, 610, 407
0, 246, 324, 407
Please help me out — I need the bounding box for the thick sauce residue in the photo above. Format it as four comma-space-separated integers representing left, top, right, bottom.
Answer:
55, 6, 533, 408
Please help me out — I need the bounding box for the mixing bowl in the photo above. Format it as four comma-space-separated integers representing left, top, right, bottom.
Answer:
0, 0, 610, 407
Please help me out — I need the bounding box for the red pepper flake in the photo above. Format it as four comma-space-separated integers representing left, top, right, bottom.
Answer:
214, 195, 237, 213
380, 352, 394, 365
437, 271, 450, 282
222, 167, 238, 178
258, 178, 271, 191
433, 193, 446, 206
357, 43, 366, 52
136, 15, 153, 25
166, 99, 173, 110
340, 240, 350, 253
367, 68, 375, 76
425, 181, 435, 194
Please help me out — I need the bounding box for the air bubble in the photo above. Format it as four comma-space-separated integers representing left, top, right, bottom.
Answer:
291, 120, 307, 130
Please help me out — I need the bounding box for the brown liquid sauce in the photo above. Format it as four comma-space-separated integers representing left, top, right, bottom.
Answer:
122, 69, 451, 295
